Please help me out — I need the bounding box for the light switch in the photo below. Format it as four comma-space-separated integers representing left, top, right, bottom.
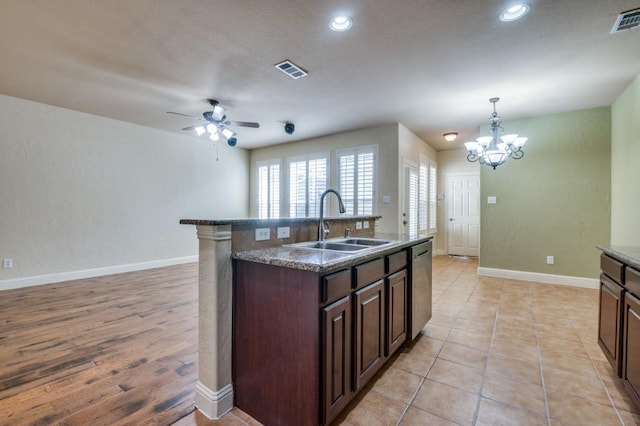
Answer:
487, 196, 497, 204
382, 195, 391, 204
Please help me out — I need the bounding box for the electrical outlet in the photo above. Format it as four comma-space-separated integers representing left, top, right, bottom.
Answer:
355, 221, 362, 230
546, 256, 554, 265
3, 258, 13, 269
255, 228, 270, 241
277, 226, 290, 239
363, 220, 369, 229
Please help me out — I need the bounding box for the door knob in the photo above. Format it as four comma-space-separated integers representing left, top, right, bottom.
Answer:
449, 218, 454, 221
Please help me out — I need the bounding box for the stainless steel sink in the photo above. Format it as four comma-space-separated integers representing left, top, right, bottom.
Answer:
335, 237, 393, 246
285, 237, 397, 252
287, 241, 370, 252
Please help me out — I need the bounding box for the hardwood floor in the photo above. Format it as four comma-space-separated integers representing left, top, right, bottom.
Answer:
0, 263, 200, 425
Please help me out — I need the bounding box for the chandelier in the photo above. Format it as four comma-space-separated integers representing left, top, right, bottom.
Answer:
464, 97, 528, 169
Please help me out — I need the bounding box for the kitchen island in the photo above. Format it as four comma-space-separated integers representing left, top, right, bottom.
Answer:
597, 245, 640, 410
232, 234, 432, 425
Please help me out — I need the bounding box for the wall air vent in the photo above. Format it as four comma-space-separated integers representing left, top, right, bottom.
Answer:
611, 8, 640, 34
274, 60, 308, 79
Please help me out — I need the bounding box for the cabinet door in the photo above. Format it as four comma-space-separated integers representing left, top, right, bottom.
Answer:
322, 296, 352, 424
623, 292, 640, 406
599, 273, 624, 375
387, 269, 407, 357
354, 279, 385, 391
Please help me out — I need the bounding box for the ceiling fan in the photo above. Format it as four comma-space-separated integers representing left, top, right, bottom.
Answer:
167, 99, 260, 146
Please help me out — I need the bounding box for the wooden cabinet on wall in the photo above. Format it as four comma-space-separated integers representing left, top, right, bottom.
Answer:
233, 246, 416, 426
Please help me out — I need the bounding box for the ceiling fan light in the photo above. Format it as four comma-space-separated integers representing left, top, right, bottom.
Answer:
195, 126, 206, 136
206, 124, 217, 134
222, 128, 235, 139
212, 105, 226, 121
210, 132, 220, 141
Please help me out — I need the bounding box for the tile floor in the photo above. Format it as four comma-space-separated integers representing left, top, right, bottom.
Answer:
177, 256, 640, 426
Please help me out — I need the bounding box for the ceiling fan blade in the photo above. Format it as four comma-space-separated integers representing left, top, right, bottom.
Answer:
167, 111, 200, 119
182, 125, 203, 131
227, 120, 260, 128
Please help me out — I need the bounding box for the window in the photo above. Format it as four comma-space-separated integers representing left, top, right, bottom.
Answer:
419, 156, 428, 233
288, 153, 328, 217
337, 146, 377, 216
408, 166, 419, 237
417, 154, 437, 234
429, 159, 437, 233
257, 159, 281, 219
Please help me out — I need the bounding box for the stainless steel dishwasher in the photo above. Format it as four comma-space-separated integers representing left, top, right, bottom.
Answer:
409, 240, 433, 340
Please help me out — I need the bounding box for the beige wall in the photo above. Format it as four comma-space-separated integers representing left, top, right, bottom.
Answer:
0, 94, 249, 284
479, 107, 611, 278
249, 124, 401, 233
611, 73, 640, 245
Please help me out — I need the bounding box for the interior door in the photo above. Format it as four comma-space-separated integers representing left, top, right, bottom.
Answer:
446, 174, 480, 257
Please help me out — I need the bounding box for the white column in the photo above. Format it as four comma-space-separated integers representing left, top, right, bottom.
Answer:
193, 224, 234, 419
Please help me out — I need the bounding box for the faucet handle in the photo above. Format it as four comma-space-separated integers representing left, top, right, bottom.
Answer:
323, 221, 331, 237
344, 228, 351, 238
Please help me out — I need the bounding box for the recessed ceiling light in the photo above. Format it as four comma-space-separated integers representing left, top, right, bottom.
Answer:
329, 16, 353, 32
500, 3, 530, 22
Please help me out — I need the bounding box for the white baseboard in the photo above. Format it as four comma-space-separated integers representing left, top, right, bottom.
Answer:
195, 381, 234, 420
0, 255, 198, 292
478, 266, 599, 289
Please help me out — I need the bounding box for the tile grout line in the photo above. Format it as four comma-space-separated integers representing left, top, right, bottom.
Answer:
532, 287, 552, 426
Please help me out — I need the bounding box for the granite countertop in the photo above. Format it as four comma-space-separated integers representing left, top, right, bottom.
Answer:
180, 215, 381, 227
597, 245, 640, 271
232, 233, 433, 273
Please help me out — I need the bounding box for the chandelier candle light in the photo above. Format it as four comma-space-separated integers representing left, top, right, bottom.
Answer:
464, 97, 527, 169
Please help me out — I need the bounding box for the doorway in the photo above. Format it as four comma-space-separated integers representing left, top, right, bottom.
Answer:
445, 174, 480, 257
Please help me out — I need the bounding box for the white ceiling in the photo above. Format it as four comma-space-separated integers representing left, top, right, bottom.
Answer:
1, 0, 639, 151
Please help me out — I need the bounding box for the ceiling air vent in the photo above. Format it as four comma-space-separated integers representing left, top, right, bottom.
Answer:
274, 60, 308, 79
611, 8, 640, 34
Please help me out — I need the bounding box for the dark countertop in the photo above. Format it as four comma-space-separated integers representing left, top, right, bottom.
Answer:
597, 245, 640, 271
232, 233, 433, 273
180, 215, 381, 227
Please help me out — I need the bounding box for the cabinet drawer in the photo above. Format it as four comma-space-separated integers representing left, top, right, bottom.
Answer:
626, 267, 640, 299
322, 269, 351, 304
354, 258, 385, 290
601, 254, 625, 284
386, 250, 407, 274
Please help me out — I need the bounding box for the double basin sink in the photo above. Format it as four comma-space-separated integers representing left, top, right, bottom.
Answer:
285, 237, 397, 253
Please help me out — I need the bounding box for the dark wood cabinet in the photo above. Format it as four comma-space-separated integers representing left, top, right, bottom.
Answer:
354, 279, 385, 391
322, 295, 352, 424
623, 291, 640, 406
387, 269, 407, 357
233, 244, 425, 425
599, 273, 624, 375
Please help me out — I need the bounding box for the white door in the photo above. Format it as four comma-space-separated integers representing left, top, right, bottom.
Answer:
446, 174, 480, 257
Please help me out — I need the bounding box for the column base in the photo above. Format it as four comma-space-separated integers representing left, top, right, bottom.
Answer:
194, 381, 234, 419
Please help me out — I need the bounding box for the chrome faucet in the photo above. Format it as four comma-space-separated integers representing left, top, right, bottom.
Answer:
318, 189, 346, 241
